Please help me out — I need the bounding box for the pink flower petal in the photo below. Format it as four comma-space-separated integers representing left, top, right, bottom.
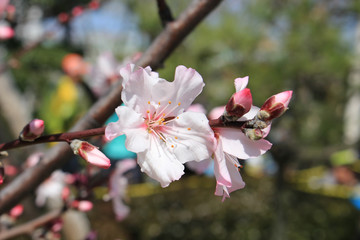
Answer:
220, 128, 272, 159
209, 106, 225, 119
137, 136, 185, 188
234, 76, 249, 92
165, 112, 216, 164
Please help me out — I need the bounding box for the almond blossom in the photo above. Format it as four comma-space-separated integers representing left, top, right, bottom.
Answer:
211, 77, 273, 201
105, 64, 215, 187
109, 159, 137, 221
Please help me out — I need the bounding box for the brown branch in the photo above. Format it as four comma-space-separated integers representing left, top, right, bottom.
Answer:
0, 127, 105, 152
0, 118, 245, 152
157, 0, 174, 27
0, 0, 224, 214
209, 118, 245, 129
0, 209, 63, 240
137, 0, 223, 69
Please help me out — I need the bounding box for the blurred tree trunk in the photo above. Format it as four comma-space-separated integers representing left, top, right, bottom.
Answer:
344, 19, 360, 145
0, 72, 32, 139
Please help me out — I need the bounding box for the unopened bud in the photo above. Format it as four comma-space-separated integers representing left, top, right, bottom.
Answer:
0, 24, 14, 40
0, 160, 4, 185
225, 88, 252, 120
9, 204, 23, 218
244, 128, 264, 141
57, 12, 69, 23
70, 140, 111, 169
88, 1, 100, 9
260, 91, 293, 121
19, 119, 44, 142
72, 200, 93, 212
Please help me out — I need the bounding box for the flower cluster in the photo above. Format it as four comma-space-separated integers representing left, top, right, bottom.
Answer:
105, 64, 292, 200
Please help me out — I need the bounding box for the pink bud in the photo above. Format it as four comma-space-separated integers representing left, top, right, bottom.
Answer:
0, 161, 4, 185
260, 91, 293, 121
20, 119, 45, 142
6, 5, 15, 15
0, 24, 14, 40
10, 204, 23, 218
70, 140, 111, 169
0, 0, 9, 16
72, 200, 93, 212
225, 88, 252, 119
88, 1, 100, 9
61, 186, 71, 200
4, 164, 18, 176
57, 12, 69, 23
72, 6, 83, 17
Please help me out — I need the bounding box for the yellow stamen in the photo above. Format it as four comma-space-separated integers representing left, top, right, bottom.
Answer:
168, 101, 172, 104
187, 128, 191, 131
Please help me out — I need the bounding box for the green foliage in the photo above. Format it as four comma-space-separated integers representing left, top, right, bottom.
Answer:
89, 176, 358, 240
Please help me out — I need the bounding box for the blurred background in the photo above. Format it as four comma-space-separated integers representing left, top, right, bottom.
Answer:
1, 0, 360, 239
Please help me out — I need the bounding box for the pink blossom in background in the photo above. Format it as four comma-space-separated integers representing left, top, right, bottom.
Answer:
25, 152, 44, 167
0, 0, 9, 16
0, 162, 4, 185
186, 103, 207, 114
57, 12, 69, 23
9, 205, 23, 218
72, 6, 83, 17
87, 52, 120, 96
70, 140, 111, 169
62, 53, 89, 78
0, 22, 13, 40
4, 164, 18, 176
109, 159, 137, 221
106, 64, 215, 187
88, 1, 100, 10
35, 170, 68, 207
72, 200, 93, 212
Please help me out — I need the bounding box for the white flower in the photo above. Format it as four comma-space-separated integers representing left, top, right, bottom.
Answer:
105, 64, 215, 187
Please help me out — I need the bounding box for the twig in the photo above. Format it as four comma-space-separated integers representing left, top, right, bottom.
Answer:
0, 208, 63, 240
0, 127, 105, 152
0, 0, 224, 214
0, 118, 245, 152
156, 0, 174, 27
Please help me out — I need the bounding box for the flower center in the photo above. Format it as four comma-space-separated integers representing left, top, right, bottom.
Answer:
144, 100, 181, 148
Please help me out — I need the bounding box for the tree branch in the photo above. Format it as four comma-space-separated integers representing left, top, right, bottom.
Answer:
0, 208, 63, 240
0, 0, 223, 214
0, 127, 105, 152
156, 0, 174, 27
0, 118, 245, 152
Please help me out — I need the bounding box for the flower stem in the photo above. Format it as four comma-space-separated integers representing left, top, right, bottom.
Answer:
208, 117, 245, 129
